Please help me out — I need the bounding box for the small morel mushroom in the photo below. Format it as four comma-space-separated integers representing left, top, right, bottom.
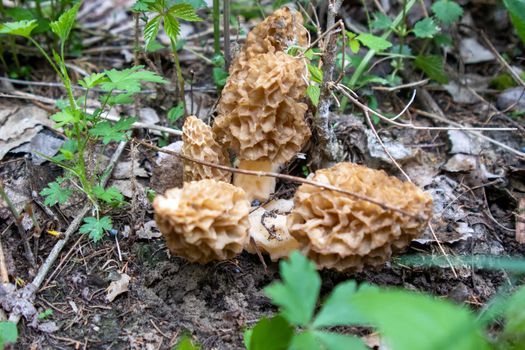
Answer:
153, 179, 250, 263
182, 116, 231, 183
246, 199, 300, 261
287, 162, 433, 272
213, 51, 310, 200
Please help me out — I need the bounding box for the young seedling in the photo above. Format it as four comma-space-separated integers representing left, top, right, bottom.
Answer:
0, 3, 167, 242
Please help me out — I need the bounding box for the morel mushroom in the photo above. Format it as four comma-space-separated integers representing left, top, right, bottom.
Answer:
153, 179, 250, 263
246, 199, 300, 261
287, 162, 433, 272
182, 116, 231, 183
213, 51, 310, 200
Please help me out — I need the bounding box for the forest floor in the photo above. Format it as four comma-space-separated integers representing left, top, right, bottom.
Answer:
0, 0, 524, 349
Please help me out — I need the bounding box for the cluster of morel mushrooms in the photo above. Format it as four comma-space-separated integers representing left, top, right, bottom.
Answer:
153, 8, 434, 272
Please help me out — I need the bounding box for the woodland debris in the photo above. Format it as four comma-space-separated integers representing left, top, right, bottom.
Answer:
106, 273, 131, 302
497, 87, 525, 112
517, 198, 525, 244
459, 38, 495, 64
150, 141, 184, 194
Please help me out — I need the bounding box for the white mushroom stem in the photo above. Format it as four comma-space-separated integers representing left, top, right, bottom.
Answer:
234, 160, 278, 201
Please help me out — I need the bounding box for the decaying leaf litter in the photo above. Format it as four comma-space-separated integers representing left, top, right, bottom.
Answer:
0, 0, 524, 349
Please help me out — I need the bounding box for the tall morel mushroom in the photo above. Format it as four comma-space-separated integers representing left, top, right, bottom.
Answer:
153, 179, 250, 263
287, 162, 433, 272
182, 116, 231, 183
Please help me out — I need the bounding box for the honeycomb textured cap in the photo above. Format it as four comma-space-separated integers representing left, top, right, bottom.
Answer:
153, 179, 250, 263
287, 162, 433, 272
231, 7, 308, 74
213, 51, 310, 163
182, 116, 231, 183
246, 199, 300, 261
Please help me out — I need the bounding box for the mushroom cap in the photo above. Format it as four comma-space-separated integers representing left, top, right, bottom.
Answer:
213, 51, 310, 164
231, 7, 308, 75
287, 162, 433, 272
182, 116, 231, 183
246, 199, 300, 261
153, 179, 250, 263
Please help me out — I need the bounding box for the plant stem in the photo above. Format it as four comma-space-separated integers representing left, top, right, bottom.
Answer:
348, 0, 417, 88
223, 0, 231, 70
170, 38, 186, 115
213, 0, 221, 56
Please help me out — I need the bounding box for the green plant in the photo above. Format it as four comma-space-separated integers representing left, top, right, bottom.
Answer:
37, 309, 54, 320
246, 251, 525, 350
133, 0, 204, 113
0, 3, 167, 242
0, 321, 18, 349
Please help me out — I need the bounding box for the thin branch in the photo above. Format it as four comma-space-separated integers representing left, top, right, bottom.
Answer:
135, 139, 426, 220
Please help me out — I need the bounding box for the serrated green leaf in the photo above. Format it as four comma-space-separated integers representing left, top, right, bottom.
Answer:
306, 85, 320, 106
264, 251, 321, 326
173, 335, 200, 350
50, 2, 81, 42
175, 0, 207, 9
0, 321, 18, 344
169, 3, 203, 22
414, 55, 448, 84
246, 315, 294, 350
314, 332, 368, 350
51, 108, 78, 128
132, 0, 155, 12
0, 20, 38, 37
350, 288, 490, 350
144, 15, 161, 50
79, 216, 112, 242
313, 281, 366, 328
101, 66, 167, 93
356, 33, 392, 52
89, 117, 137, 144
40, 181, 72, 206
79, 72, 107, 89
308, 64, 323, 84
371, 12, 393, 30
105, 92, 135, 106
413, 17, 440, 38
432, 0, 463, 25
164, 12, 181, 41
93, 185, 123, 204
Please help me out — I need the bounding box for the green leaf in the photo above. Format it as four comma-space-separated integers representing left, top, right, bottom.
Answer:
371, 12, 393, 30
89, 117, 137, 144
93, 186, 124, 205
264, 251, 321, 326
306, 85, 320, 107
314, 332, 368, 350
132, 0, 155, 12
173, 335, 200, 350
502, 286, 525, 337
164, 13, 181, 41
79, 216, 112, 242
105, 92, 135, 106
169, 3, 203, 22
414, 55, 448, 84
51, 108, 78, 128
213, 67, 229, 89
308, 64, 323, 84
289, 332, 321, 350
246, 315, 294, 350
504, 0, 525, 45
345, 31, 361, 54
0, 321, 18, 345
432, 0, 463, 25
37, 309, 53, 320
350, 288, 490, 350
56, 139, 79, 161
313, 281, 366, 328
79, 72, 107, 89
356, 33, 392, 52
101, 66, 167, 93
144, 15, 161, 50
50, 2, 81, 42
413, 17, 440, 38
168, 103, 185, 122
40, 181, 72, 206
0, 20, 38, 38
175, 0, 207, 9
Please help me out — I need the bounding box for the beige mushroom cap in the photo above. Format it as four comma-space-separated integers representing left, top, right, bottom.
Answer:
213, 51, 310, 164
182, 116, 231, 183
232, 7, 308, 74
246, 199, 300, 261
153, 179, 250, 263
287, 162, 433, 272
